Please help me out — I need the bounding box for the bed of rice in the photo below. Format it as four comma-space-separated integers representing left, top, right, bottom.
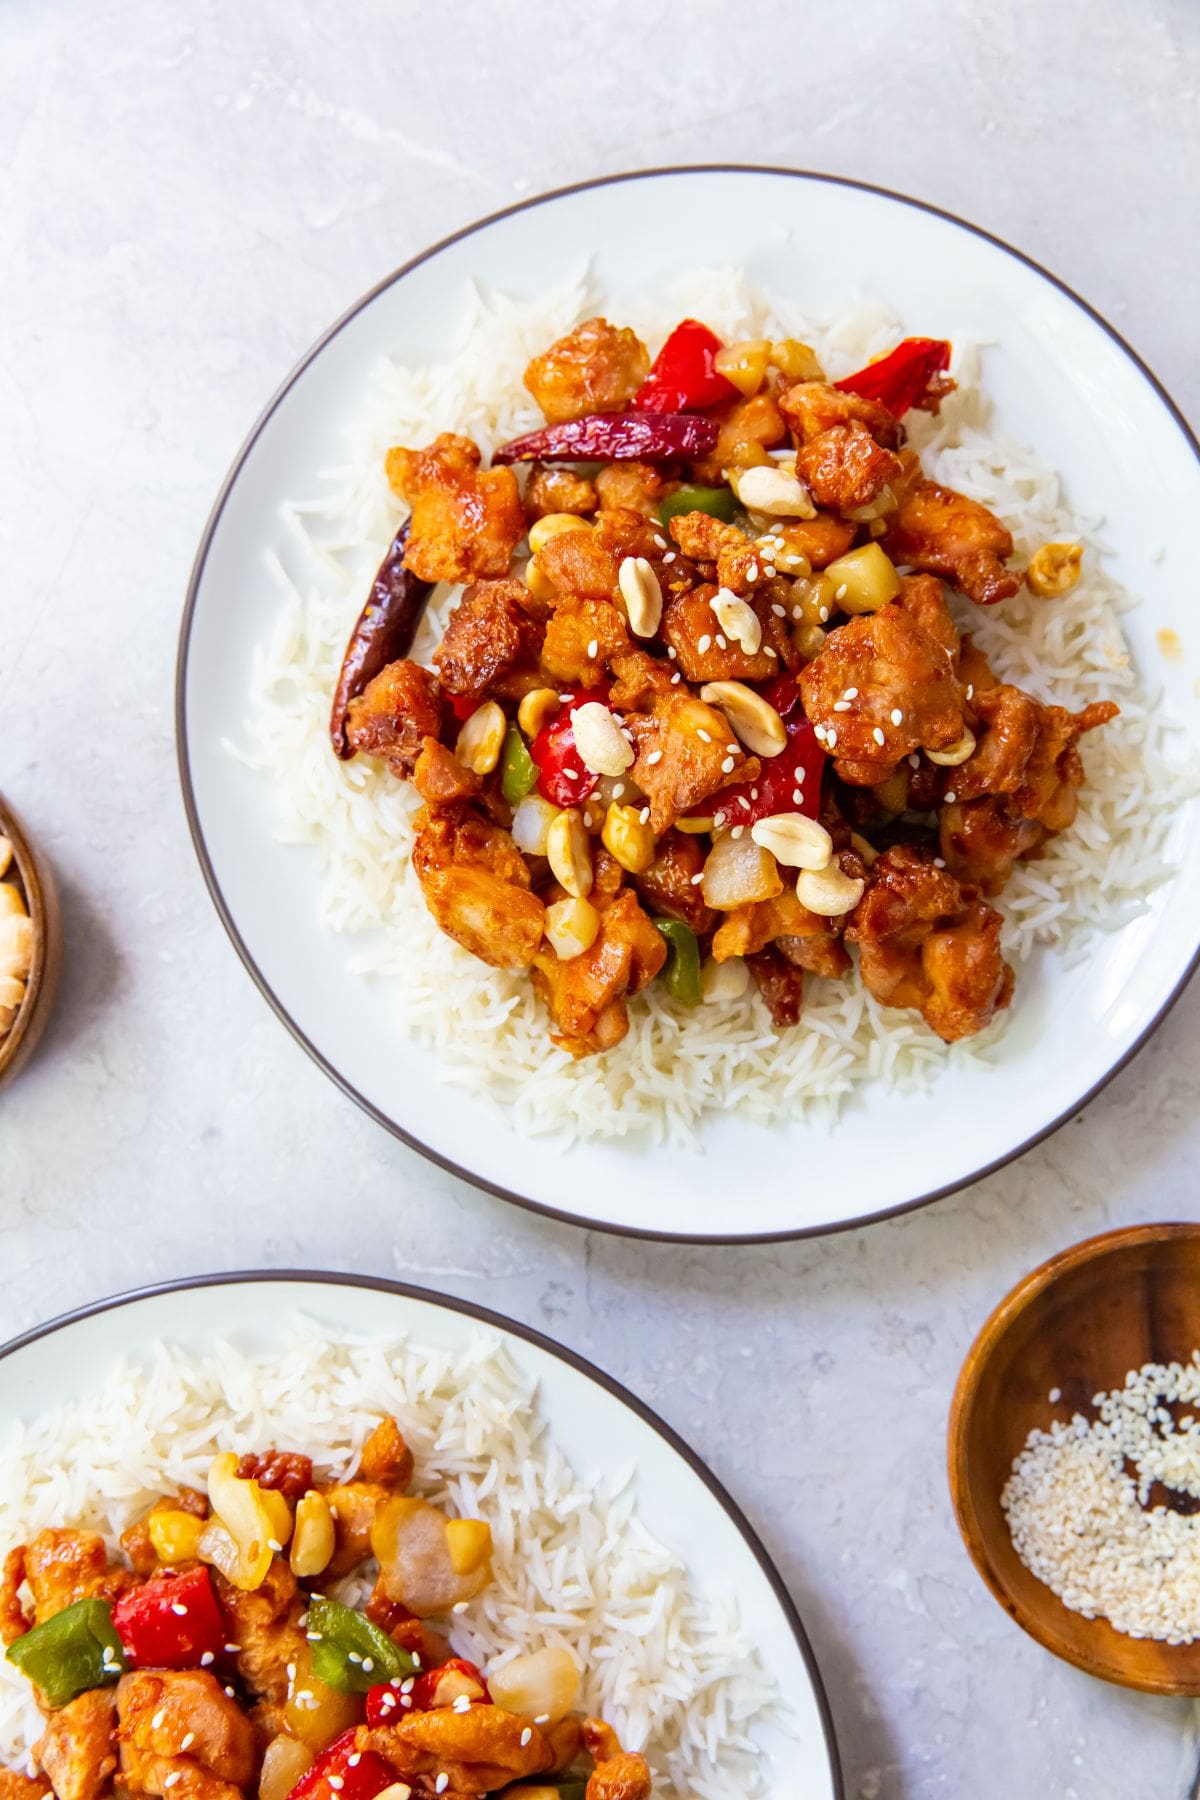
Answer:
0, 1325, 782, 1797
237, 269, 1194, 1143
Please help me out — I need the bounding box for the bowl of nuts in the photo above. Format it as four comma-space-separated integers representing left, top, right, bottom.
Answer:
0, 796, 62, 1090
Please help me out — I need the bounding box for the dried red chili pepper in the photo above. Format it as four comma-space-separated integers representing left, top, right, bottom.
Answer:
635, 319, 737, 413
493, 410, 719, 466
329, 521, 435, 757
834, 338, 953, 418
709, 676, 825, 828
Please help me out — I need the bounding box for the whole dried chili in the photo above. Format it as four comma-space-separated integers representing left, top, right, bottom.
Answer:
834, 338, 953, 417
329, 521, 434, 758
493, 410, 719, 466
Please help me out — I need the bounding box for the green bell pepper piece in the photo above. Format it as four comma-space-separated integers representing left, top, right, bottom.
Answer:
656, 484, 736, 527
500, 723, 538, 805
654, 918, 702, 1006
6, 1598, 126, 1708
306, 1595, 415, 1694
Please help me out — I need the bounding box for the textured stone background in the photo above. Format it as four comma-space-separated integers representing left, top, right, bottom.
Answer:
3, 2, 1199, 1792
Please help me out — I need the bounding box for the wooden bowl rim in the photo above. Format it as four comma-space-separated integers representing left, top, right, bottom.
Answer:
0, 796, 54, 1081
948, 1221, 1200, 1695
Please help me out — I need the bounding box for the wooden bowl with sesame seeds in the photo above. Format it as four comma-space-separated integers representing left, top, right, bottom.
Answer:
949, 1223, 1200, 1694
0, 795, 62, 1092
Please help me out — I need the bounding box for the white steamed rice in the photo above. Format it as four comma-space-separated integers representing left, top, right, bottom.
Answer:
0, 1324, 784, 1798
236, 269, 1195, 1143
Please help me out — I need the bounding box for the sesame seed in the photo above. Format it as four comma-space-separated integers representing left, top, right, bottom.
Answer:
563, 765, 578, 779
587, 639, 598, 659
520, 1728, 533, 1746
967, 683, 975, 699
152, 1712, 166, 1731
690, 872, 705, 885
268, 1538, 283, 1553
873, 726, 886, 745
170, 1603, 188, 1617
224, 1687, 235, 1698
792, 789, 803, 804
697, 635, 712, 654
933, 857, 946, 868
833, 700, 850, 712
646, 749, 663, 765
347, 1755, 361, 1768
181, 1734, 195, 1752
731, 825, 744, 839
818, 606, 829, 622
747, 562, 759, 581
794, 767, 805, 782
286, 1663, 297, 1681
835, 584, 848, 600
750, 787, 759, 800
663, 551, 676, 564
362, 1657, 374, 1672
453, 1695, 471, 1713
909, 753, 920, 769
764, 564, 777, 577
721, 756, 735, 773
792, 606, 804, 621
653, 533, 667, 549
715, 633, 727, 649
639, 806, 650, 824
666, 644, 677, 659
347, 1652, 362, 1664
559, 692, 573, 702
772, 603, 786, 618
827, 728, 838, 747
436, 1779, 449, 1796
726, 742, 739, 754
945, 790, 957, 803
697, 728, 711, 743
671, 671, 681, 683
329, 1780, 344, 1792
164, 1778, 180, 1790
200, 1652, 214, 1667
535, 1714, 551, 1725
713, 811, 726, 827
891, 708, 904, 725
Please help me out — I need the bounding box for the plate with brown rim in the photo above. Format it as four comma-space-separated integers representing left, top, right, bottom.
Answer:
177, 165, 1200, 1241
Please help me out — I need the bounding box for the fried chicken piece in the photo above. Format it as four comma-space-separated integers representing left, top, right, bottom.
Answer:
593, 461, 669, 516
535, 525, 620, 602
0, 1549, 31, 1644
541, 595, 630, 688
533, 878, 666, 1058
711, 889, 849, 978
846, 844, 1013, 1041
661, 584, 780, 685
386, 433, 524, 585
359, 1415, 416, 1490
314, 1417, 416, 1582
523, 461, 598, 522
345, 659, 443, 776
412, 737, 480, 805
625, 693, 759, 834
412, 804, 545, 970
938, 797, 1044, 892
778, 380, 902, 450
433, 579, 543, 701
116, 1671, 256, 1800
664, 511, 763, 598
121, 1490, 210, 1580
524, 317, 650, 424
361, 1705, 554, 1793
17, 1532, 134, 1630
0, 1774, 50, 1800
210, 1559, 305, 1707
898, 573, 959, 663
583, 1719, 652, 1800
746, 947, 805, 1026
794, 421, 902, 512
592, 507, 699, 600
608, 649, 676, 713
35, 1692, 117, 1800
800, 603, 965, 785
691, 392, 787, 486
632, 829, 714, 935
761, 513, 857, 569
883, 477, 1020, 605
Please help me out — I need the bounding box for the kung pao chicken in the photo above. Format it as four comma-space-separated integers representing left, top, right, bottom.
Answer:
330, 314, 1117, 1056
0, 1419, 648, 1800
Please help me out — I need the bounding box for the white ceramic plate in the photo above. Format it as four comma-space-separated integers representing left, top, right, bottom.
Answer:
178, 166, 1200, 1241
0, 1273, 841, 1796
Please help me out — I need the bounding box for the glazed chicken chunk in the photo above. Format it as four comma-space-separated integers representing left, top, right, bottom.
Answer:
386, 433, 525, 585
117, 1671, 256, 1800
883, 476, 1020, 606
345, 659, 443, 776
523, 316, 650, 424
412, 805, 545, 969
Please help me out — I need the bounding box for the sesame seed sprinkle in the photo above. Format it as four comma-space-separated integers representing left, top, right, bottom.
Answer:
347, 1755, 361, 1768
520, 1728, 533, 1746
586, 639, 598, 659
697, 728, 711, 743
667, 644, 677, 658
663, 551, 676, 564
653, 533, 667, 548
639, 807, 651, 825
772, 603, 786, 618
690, 872, 704, 885
715, 633, 727, 649
181, 1734, 195, 1752
792, 789, 803, 804
697, 635, 712, 654
833, 700, 850, 712
200, 1652, 214, 1667
436, 1779, 449, 1796
170, 1603, 188, 1616
731, 825, 744, 839
873, 726, 886, 745
721, 756, 735, 773
152, 1712, 166, 1732
945, 790, 957, 803
646, 749, 663, 765
891, 708, 904, 725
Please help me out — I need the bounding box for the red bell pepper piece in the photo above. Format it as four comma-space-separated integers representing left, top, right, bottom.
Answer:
834, 337, 952, 418
111, 1567, 226, 1672
447, 694, 478, 723
493, 410, 719, 466
286, 1730, 394, 1800
529, 686, 612, 809
635, 319, 738, 414
365, 1658, 490, 1726
710, 676, 825, 829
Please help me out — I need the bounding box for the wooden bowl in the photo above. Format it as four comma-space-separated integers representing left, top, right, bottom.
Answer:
0, 796, 62, 1090
949, 1223, 1200, 1694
